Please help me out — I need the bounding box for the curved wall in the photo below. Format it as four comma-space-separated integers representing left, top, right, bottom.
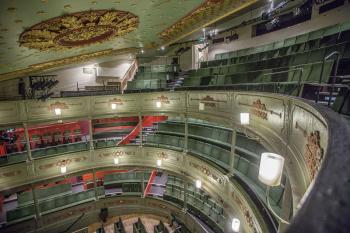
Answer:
0, 90, 348, 233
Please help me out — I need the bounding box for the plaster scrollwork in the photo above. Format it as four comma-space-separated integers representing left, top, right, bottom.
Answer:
19, 10, 139, 51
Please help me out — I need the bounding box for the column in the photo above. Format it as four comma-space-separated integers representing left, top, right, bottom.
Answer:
30, 184, 41, 227
184, 115, 188, 153
23, 123, 32, 161
183, 181, 188, 211
92, 169, 98, 200
139, 113, 143, 147
88, 118, 94, 150
229, 128, 237, 175
278, 178, 292, 232
141, 171, 145, 198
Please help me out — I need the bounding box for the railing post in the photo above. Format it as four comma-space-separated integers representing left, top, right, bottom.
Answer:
278, 178, 292, 232
31, 184, 42, 227
184, 115, 188, 153
139, 113, 143, 147
229, 128, 237, 175
88, 118, 94, 150
92, 168, 98, 200
23, 123, 33, 161
183, 181, 188, 211
141, 171, 145, 198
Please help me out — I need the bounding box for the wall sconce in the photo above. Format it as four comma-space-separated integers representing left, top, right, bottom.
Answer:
231, 218, 240, 232
113, 157, 119, 165
258, 152, 290, 224
156, 101, 162, 108
54, 108, 62, 116
195, 179, 202, 189
111, 103, 117, 110
258, 152, 284, 186
60, 165, 67, 174
157, 159, 162, 167
240, 113, 249, 125
199, 102, 205, 111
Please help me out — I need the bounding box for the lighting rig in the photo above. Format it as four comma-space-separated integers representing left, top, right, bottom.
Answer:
29, 75, 59, 101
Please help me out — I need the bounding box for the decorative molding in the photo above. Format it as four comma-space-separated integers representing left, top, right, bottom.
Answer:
190, 95, 227, 108
304, 130, 324, 179
19, 10, 139, 51
239, 99, 282, 120
189, 161, 224, 184
48, 101, 69, 111
231, 191, 259, 233
295, 121, 307, 137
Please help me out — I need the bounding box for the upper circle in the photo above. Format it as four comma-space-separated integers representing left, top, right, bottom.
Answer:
19, 10, 139, 51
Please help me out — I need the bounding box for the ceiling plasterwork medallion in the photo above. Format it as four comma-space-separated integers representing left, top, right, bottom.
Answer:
19, 9, 139, 51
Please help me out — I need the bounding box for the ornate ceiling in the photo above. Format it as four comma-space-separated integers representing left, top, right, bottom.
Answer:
0, 0, 257, 80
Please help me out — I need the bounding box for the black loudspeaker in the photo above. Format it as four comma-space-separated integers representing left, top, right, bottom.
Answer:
99, 208, 108, 222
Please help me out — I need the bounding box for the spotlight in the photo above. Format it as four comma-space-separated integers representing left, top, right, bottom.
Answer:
111, 103, 117, 110
114, 157, 119, 165
156, 101, 162, 108
258, 152, 284, 186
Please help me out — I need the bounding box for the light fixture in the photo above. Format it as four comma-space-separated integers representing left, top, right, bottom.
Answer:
111, 103, 117, 110
157, 159, 162, 167
113, 157, 119, 165
258, 152, 290, 224
60, 165, 67, 174
231, 218, 240, 232
54, 108, 62, 116
195, 179, 202, 189
156, 101, 162, 108
202, 28, 206, 32
258, 152, 284, 186
141, 49, 144, 54
240, 113, 250, 125
160, 46, 165, 51
199, 102, 205, 111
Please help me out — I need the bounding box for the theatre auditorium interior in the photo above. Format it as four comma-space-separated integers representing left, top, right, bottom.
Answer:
0, 0, 350, 233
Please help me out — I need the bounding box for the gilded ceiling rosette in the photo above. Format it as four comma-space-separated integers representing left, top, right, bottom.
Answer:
19, 10, 139, 51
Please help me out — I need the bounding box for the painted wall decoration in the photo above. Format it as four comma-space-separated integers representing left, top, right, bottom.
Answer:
19, 10, 139, 51
189, 161, 224, 184
239, 99, 282, 120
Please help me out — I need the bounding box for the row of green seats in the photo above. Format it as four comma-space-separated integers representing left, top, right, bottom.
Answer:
157, 122, 264, 161
104, 172, 151, 186
18, 183, 72, 206
184, 60, 334, 87
214, 21, 350, 60
198, 42, 347, 75
233, 156, 284, 209
145, 134, 185, 150
134, 72, 175, 80
127, 79, 167, 90
138, 64, 179, 73
31, 142, 89, 159
122, 183, 142, 194
7, 188, 105, 222
0, 151, 27, 166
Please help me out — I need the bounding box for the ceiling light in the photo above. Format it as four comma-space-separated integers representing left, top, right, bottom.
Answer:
240, 113, 250, 125
111, 103, 117, 110
157, 159, 162, 167
54, 108, 62, 116
114, 157, 119, 165
156, 101, 162, 108
60, 165, 67, 174
231, 218, 240, 232
195, 180, 202, 189
199, 102, 205, 111
258, 152, 284, 186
